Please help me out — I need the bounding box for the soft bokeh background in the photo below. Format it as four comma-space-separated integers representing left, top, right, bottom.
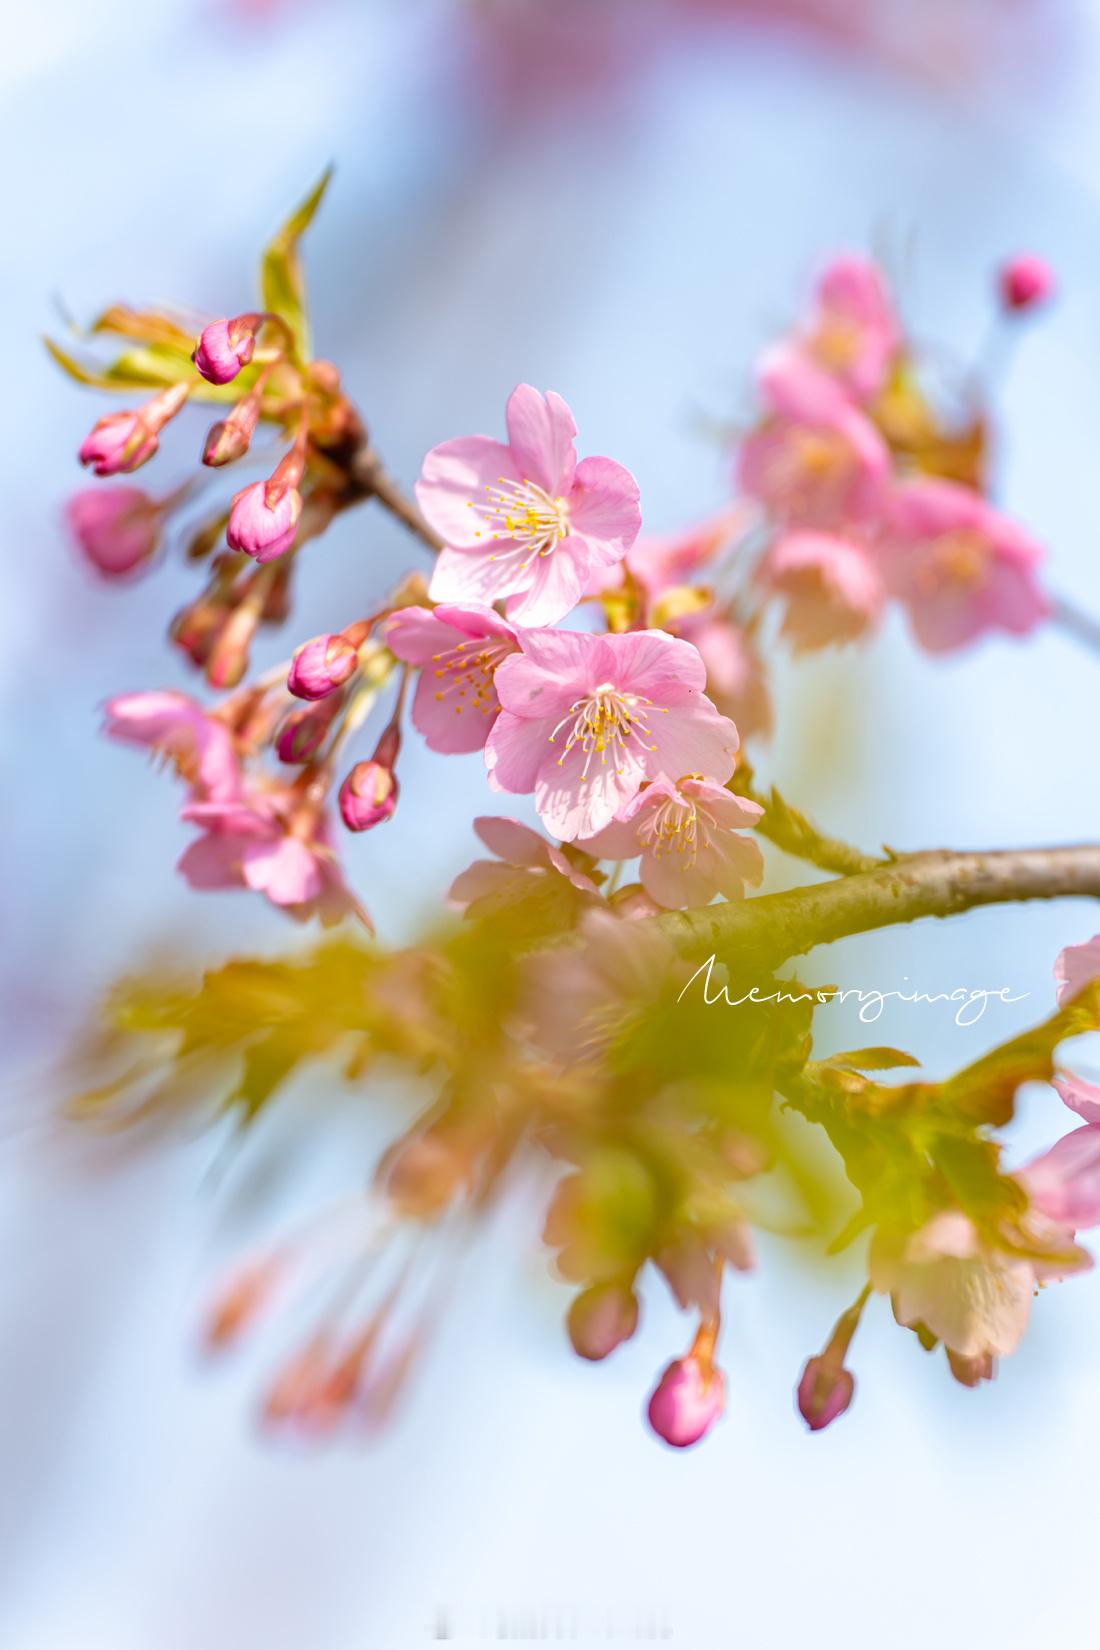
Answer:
6, 1, 1100, 1645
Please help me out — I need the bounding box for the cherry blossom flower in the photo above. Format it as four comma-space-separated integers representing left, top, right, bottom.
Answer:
756, 530, 885, 653
580, 775, 763, 910
673, 612, 774, 742
797, 254, 900, 403
103, 690, 240, 803
869, 1209, 1088, 1362
417, 384, 641, 627
879, 478, 1048, 653
179, 791, 357, 926
486, 628, 740, 841
1055, 934, 1100, 1006
1019, 1126, 1100, 1231
385, 603, 522, 754
66, 487, 162, 577
448, 816, 600, 916
588, 503, 751, 601
738, 352, 890, 530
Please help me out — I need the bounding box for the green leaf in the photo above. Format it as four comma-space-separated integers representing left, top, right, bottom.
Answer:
259, 166, 333, 363
44, 336, 256, 405
825, 1047, 922, 1073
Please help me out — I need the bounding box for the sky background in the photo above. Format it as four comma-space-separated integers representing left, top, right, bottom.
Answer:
5, 1, 1100, 1645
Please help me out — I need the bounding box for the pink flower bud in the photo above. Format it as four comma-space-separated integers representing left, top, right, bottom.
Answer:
999, 255, 1055, 313
276, 699, 342, 764
79, 410, 158, 476
288, 633, 359, 701
646, 1355, 725, 1449
946, 1348, 995, 1388
339, 759, 399, 832
797, 1354, 855, 1431
567, 1281, 639, 1361
192, 314, 259, 385
65, 486, 161, 576
227, 479, 302, 564
203, 395, 261, 467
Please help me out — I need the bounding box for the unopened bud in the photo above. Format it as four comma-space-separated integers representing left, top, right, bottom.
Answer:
227, 477, 302, 564
79, 410, 157, 476
797, 1354, 855, 1431
339, 759, 399, 832
567, 1281, 639, 1361
207, 601, 261, 690
192, 313, 259, 385
999, 255, 1055, 313
946, 1348, 995, 1388
288, 633, 359, 701
65, 486, 160, 576
203, 394, 261, 467
646, 1354, 725, 1449
276, 697, 342, 764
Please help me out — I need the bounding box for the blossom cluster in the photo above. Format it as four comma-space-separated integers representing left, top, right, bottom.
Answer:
57, 179, 1090, 1451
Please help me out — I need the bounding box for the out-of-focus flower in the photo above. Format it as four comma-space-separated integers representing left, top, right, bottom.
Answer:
1055, 935, 1100, 1007
673, 612, 774, 742
757, 529, 885, 653
418, 383, 641, 626
1019, 1086, 1100, 1228
738, 352, 890, 529
448, 815, 600, 915
385, 603, 522, 753
103, 689, 240, 803
275, 697, 343, 765
797, 254, 900, 403
487, 628, 739, 840
579, 774, 763, 910
880, 478, 1047, 652
192, 314, 259, 385
647, 1353, 725, 1449
78, 383, 189, 476
227, 477, 303, 564
567, 1280, 639, 1361
869, 1209, 1088, 1363
999, 255, 1055, 314
946, 1349, 995, 1387
66, 486, 162, 577
1052, 1071, 1100, 1125
180, 790, 356, 925
288, 633, 359, 701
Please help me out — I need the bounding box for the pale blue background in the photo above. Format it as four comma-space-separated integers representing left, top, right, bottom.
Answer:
5, 2, 1100, 1645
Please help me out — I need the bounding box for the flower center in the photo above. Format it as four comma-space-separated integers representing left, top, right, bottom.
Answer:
811, 315, 863, 371
431, 635, 513, 719
636, 787, 719, 865
920, 529, 990, 594
548, 683, 658, 781
470, 476, 570, 569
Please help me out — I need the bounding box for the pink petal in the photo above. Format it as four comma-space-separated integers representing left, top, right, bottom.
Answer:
241, 836, 324, 906
606, 628, 707, 704
645, 697, 740, 785
385, 606, 465, 667
1054, 1073, 1100, 1125
567, 455, 642, 560
484, 709, 561, 794
504, 384, 577, 494
416, 435, 518, 549
494, 633, 605, 718
473, 815, 552, 868
428, 541, 527, 608
410, 668, 496, 754
1020, 1125, 1100, 1228
1056, 935, 1100, 1006
177, 832, 244, 890
505, 539, 590, 627
534, 745, 646, 841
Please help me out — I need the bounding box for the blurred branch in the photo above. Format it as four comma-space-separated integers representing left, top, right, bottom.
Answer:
1050, 592, 1100, 658
346, 442, 444, 555
653, 843, 1100, 965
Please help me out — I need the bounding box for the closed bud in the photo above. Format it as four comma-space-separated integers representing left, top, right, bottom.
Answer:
999, 255, 1055, 313
206, 602, 261, 690
65, 486, 160, 576
192, 313, 259, 385
797, 1354, 855, 1431
946, 1348, 995, 1388
203, 395, 261, 467
275, 698, 342, 764
339, 759, 399, 832
288, 633, 359, 701
227, 478, 302, 564
567, 1281, 639, 1361
646, 1354, 725, 1449
79, 410, 157, 476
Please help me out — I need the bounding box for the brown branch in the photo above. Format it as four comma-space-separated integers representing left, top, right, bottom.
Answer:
344, 442, 444, 556
652, 844, 1100, 966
